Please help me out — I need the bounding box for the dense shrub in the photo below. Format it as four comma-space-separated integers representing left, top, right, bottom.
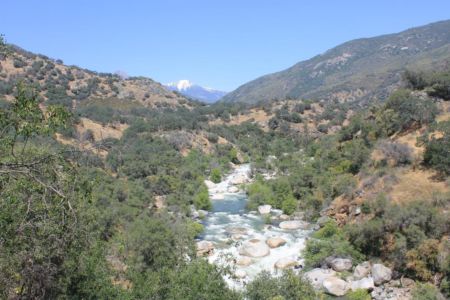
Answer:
422, 121, 450, 176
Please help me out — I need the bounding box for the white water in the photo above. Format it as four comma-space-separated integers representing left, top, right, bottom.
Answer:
201, 164, 310, 289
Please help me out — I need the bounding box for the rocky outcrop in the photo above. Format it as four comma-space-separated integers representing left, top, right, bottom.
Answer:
322, 277, 350, 296
258, 205, 272, 215
239, 239, 270, 257
274, 257, 298, 269
329, 257, 352, 272
372, 263, 392, 285
266, 237, 287, 248
279, 220, 308, 230
196, 241, 214, 256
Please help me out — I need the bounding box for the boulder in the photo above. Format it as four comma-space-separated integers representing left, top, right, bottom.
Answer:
274, 257, 298, 269
266, 237, 287, 248
258, 205, 272, 215
204, 180, 216, 189
231, 234, 244, 240
353, 261, 371, 280
350, 277, 375, 291
228, 186, 239, 193
372, 263, 392, 285
279, 220, 309, 230
235, 269, 247, 279
329, 258, 353, 272
236, 256, 253, 266
196, 241, 214, 256
239, 239, 270, 258
322, 277, 350, 296
304, 268, 337, 289
279, 214, 290, 220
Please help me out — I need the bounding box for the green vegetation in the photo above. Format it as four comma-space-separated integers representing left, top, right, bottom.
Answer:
245, 270, 317, 300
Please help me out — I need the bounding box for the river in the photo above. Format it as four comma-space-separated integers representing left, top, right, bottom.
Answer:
200, 164, 311, 288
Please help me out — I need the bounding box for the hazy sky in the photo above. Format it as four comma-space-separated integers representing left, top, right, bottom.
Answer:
1, 1, 450, 91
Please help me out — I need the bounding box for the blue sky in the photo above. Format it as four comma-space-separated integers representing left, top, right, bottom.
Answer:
1, 1, 450, 91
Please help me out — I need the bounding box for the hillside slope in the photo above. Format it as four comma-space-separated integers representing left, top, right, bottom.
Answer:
223, 20, 450, 105
0, 45, 194, 109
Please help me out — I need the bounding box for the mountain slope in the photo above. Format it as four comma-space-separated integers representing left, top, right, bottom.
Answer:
165, 80, 227, 103
0, 45, 194, 109
222, 20, 450, 105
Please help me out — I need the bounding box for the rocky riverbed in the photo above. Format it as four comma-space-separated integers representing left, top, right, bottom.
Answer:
197, 164, 311, 289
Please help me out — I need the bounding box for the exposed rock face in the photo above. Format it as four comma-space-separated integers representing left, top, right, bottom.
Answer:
274, 257, 298, 269
279, 220, 308, 230
236, 256, 253, 266
329, 258, 353, 272
266, 237, 287, 248
350, 277, 375, 291
304, 268, 337, 289
372, 263, 392, 285
196, 241, 214, 256
353, 261, 371, 279
239, 239, 270, 257
322, 277, 350, 296
258, 205, 272, 215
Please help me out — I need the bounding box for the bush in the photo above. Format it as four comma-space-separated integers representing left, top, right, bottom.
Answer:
375, 140, 413, 166
245, 270, 317, 300
412, 283, 441, 300
193, 185, 212, 210
346, 289, 371, 300
210, 168, 222, 183
423, 121, 450, 176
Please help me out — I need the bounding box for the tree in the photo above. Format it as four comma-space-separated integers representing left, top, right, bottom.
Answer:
210, 168, 222, 183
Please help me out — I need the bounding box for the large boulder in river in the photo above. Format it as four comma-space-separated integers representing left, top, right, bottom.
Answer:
258, 205, 272, 215
350, 277, 375, 291
236, 256, 253, 266
274, 257, 298, 269
235, 269, 247, 279
279, 220, 308, 230
196, 241, 214, 256
353, 261, 371, 279
228, 186, 239, 193
323, 277, 350, 296
239, 239, 270, 258
204, 180, 216, 189
304, 268, 336, 289
372, 263, 392, 285
266, 237, 287, 248
329, 257, 353, 272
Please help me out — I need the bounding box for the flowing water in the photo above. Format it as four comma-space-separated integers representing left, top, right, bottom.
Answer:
201, 164, 311, 288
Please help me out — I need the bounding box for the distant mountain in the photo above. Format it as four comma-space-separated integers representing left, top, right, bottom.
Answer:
222, 20, 450, 105
165, 80, 227, 103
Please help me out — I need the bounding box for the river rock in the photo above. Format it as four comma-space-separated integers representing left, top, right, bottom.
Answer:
350, 277, 375, 291
322, 277, 350, 296
228, 186, 239, 193
372, 263, 392, 285
329, 258, 352, 272
235, 269, 247, 279
239, 239, 270, 258
236, 256, 253, 266
258, 205, 272, 215
196, 241, 214, 256
304, 268, 337, 289
266, 237, 287, 248
274, 257, 298, 269
279, 220, 308, 230
353, 261, 371, 279
230, 174, 249, 185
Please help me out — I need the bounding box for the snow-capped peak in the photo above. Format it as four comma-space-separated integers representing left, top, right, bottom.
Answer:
166, 79, 193, 91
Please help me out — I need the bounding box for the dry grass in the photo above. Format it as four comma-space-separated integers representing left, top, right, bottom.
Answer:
76, 117, 128, 141
389, 168, 448, 204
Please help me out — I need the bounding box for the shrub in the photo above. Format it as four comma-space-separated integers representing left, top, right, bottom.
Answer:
423, 121, 450, 176
193, 185, 212, 210
210, 168, 222, 183
346, 289, 371, 300
281, 195, 297, 215
375, 140, 413, 166
412, 283, 441, 300
245, 270, 316, 300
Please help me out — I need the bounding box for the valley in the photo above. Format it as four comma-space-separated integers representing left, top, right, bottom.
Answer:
1, 17, 450, 300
